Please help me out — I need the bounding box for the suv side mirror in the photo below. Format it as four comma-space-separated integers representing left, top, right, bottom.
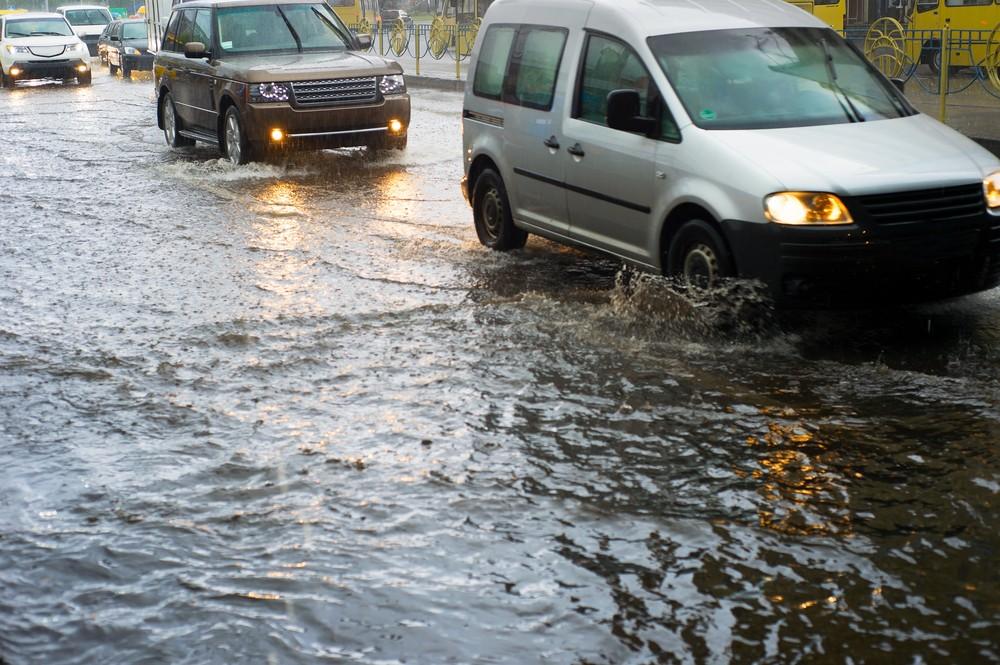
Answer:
606, 89, 657, 137
184, 41, 208, 59
355, 33, 372, 50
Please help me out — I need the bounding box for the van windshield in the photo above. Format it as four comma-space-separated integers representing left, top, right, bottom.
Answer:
216, 3, 352, 54
63, 9, 112, 25
649, 27, 914, 130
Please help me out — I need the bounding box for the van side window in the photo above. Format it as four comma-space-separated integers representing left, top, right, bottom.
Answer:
162, 11, 182, 51
508, 27, 567, 110
576, 33, 680, 142
473, 25, 516, 100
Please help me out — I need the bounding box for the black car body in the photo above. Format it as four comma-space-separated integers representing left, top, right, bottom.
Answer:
104, 18, 153, 77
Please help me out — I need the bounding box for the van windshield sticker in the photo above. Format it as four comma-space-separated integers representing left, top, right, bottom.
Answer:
700, 109, 716, 121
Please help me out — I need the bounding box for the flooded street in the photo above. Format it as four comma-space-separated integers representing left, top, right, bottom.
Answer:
1, 69, 998, 664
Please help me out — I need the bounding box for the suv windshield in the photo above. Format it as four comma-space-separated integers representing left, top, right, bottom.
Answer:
216, 3, 351, 54
122, 21, 145, 39
5, 17, 74, 37
63, 9, 112, 25
649, 27, 913, 130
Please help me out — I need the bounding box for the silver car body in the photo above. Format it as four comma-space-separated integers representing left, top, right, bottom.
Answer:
461, 0, 1000, 303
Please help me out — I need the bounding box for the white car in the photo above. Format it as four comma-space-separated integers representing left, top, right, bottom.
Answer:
1, 12, 92, 87
55, 4, 112, 56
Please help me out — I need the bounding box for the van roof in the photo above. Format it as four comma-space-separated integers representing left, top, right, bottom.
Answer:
3, 12, 66, 19
490, 0, 824, 35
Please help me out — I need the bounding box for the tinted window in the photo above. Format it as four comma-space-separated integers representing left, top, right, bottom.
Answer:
162, 10, 181, 51
473, 24, 515, 100
192, 9, 212, 44
509, 27, 566, 110
64, 9, 112, 25
174, 9, 196, 48
577, 34, 680, 141
122, 21, 145, 40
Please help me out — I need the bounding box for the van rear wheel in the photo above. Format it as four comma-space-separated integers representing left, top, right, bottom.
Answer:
666, 220, 734, 289
473, 168, 527, 251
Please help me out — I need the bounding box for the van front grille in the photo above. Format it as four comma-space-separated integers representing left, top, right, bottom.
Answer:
854, 184, 985, 228
290, 77, 378, 107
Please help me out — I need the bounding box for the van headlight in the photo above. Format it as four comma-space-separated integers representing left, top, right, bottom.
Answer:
985, 172, 1000, 212
764, 192, 853, 226
379, 74, 406, 96
5, 45, 29, 54
249, 82, 290, 103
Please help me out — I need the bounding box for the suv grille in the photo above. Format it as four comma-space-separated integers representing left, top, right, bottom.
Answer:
291, 77, 378, 107
855, 184, 985, 227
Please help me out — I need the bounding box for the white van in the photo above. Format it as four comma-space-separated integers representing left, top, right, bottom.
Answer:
460, 0, 1000, 305
56, 5, 113, 56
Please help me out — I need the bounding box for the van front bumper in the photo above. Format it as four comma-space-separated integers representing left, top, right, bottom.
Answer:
7, 59, 89, 81
243, 95, 411, 150
723, 213, 1000, 306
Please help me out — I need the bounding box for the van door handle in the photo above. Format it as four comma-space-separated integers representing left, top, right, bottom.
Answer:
543, 136, 560, 150
567, 143, 585, 158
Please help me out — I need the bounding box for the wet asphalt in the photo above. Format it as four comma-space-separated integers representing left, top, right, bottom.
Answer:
0, 66, 998, 664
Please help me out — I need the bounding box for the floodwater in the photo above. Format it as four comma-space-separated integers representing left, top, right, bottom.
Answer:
0, 69, 998, 665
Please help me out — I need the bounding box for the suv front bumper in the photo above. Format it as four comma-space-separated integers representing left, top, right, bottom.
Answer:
242, 95, 411, 149
7, 58, 90, 81
122, 53, 154, 72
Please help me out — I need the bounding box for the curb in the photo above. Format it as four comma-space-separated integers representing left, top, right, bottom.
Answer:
407, 75, 466, 92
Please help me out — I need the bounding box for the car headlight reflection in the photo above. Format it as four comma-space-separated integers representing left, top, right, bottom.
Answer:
249, 82, 290, 103
379, 74, 405, 96
985, 171, 1000, 212
764, 192, 853, 226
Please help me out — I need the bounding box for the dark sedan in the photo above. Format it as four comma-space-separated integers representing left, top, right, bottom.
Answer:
104, 18, 152, 78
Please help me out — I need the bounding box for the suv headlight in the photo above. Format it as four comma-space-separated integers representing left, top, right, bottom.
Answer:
764, 192, 853, 226
65, 42, 82, 52
5, 45, 29, 54
249, 82, 290, 103
124, 46, 141, 55
985, 171, 1000, 212
379, 74, 406, 96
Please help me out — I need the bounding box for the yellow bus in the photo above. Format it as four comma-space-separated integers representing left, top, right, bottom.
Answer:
905, 0, 1000, 72
430, 0, 493, 56
785, 0, 846, 33
329, 0, 380, 31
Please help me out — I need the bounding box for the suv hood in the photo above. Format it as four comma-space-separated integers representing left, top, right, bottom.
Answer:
712, 114, 999, 195
218, 50, 403, 83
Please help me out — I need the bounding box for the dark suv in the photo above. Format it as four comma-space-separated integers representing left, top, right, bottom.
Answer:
154, 0, 410, 164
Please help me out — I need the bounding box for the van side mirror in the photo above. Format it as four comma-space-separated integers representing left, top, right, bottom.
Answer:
607, 89, 657, 136
184, 41, 208, 59
355, 33, 373, 50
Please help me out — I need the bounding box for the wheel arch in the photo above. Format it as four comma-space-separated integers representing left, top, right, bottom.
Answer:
658, 203, 735, 275
216, 94, 240, 143
468, 153, 500, 201
156, 85, 171, 129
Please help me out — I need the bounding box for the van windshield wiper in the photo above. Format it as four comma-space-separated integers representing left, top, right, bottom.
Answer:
820, 37, 864, 123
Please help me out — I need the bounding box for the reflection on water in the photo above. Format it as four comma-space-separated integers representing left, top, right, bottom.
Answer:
0, 72, 998, 665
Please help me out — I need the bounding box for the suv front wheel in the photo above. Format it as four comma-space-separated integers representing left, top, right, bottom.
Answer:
222, 106, 253, 165
162, 92, 195, 148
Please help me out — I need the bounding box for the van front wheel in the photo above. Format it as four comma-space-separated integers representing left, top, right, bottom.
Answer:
666, 220, 734, 289
473, 169, 527, 251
